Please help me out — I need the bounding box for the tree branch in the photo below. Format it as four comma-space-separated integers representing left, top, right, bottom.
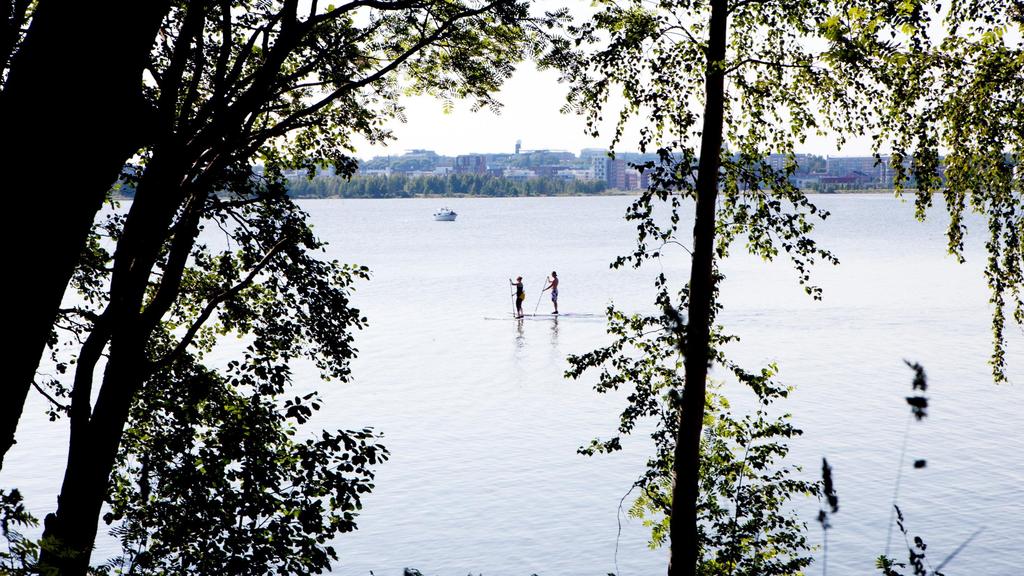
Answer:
159, 2, 206, 133
270, 0, 510, 138
310, 0, 430, 26
725, 57, 816, 75
152, 235, 294, 369
662, 24, 704, 56
727, 0, 769, 14
57, 307, 101, 324
67, 308, 115, 430
180, 11, 210, 129
213, 0, 233, 104
32, 380, 70, 413
139, 190, 206, 331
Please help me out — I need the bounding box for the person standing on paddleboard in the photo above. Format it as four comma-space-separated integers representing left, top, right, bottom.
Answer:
510, 276, 525, 318
542, 271, 559, 315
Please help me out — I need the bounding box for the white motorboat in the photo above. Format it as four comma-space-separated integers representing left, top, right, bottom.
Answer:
433, 207, 457, 221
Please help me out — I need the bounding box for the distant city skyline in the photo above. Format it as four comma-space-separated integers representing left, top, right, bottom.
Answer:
342, 143, 906, 193
353, 64, 880, 160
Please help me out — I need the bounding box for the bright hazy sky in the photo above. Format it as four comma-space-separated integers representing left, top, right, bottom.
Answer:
349, 0, 896, 161
355, 62, 879, 160
356, 66, 600, 159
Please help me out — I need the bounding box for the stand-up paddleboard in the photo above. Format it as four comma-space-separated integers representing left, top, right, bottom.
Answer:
483, 312, 603, 321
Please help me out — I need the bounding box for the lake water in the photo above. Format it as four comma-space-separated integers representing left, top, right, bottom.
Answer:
5, 195, 1022, 575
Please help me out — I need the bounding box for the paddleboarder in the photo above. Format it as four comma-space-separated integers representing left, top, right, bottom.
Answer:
510, 276, 525, 318
542, 271, 559, 314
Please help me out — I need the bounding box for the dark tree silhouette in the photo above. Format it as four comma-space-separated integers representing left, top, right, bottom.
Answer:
0, 0, 171, 469
560, 1, 869, 573
27, 1, 559, 573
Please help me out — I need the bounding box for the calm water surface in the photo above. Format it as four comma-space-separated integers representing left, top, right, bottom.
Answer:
6, 195, 1022, 575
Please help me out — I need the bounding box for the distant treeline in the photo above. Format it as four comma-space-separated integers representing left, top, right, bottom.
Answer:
284, 174, 609, 198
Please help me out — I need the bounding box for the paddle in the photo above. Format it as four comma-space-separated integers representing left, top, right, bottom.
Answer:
533, 276, 549, 315
509, 278, 516, 317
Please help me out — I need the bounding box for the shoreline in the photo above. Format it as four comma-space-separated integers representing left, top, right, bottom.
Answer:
112, 189, 914, 201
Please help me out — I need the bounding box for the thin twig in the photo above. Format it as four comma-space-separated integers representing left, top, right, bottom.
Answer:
31, 381, 70, 412
884, 412, 914, 556
614, 483, 637, 576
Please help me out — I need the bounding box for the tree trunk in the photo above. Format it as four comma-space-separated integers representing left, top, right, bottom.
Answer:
0, 0, 31, 73
0, 0, 169, 469
37, 153, 193, 575
39, 338, 147, 575
668, 2, 728, 575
